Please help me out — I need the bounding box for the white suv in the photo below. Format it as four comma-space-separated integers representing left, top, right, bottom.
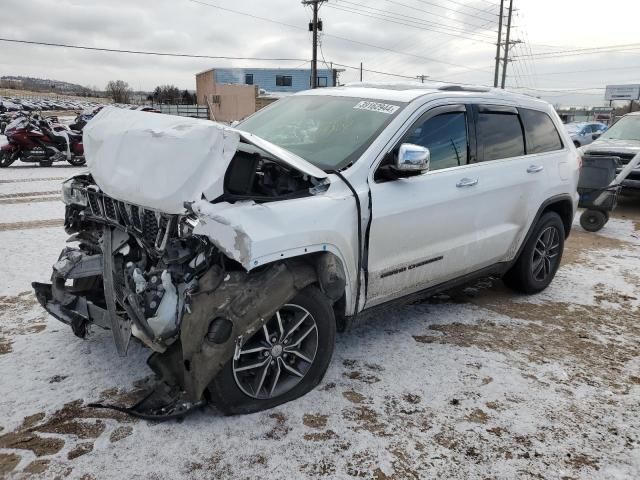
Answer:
33, 83, 580, 417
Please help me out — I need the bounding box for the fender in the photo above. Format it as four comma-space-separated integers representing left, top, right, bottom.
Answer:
0, 141, 19, 153
508, 193, 575, 270
190, 194, 359, 315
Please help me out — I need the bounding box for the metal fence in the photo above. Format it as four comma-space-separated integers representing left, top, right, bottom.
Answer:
156, 104, 209, 119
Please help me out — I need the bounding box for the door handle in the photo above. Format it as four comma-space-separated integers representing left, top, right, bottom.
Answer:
456, 177, 478, 188
527, 164, 544, 173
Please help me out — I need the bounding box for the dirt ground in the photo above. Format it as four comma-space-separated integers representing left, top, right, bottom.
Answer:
0, 169, 639, 479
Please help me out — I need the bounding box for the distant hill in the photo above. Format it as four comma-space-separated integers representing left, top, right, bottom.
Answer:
0, 76, 91, 94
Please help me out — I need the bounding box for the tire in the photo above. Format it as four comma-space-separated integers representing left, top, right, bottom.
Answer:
207, 285, 336, 415
0, 150, 16, 168
580, 209, 608, 232
67, 156, 86, 166
503, 211, 565, 294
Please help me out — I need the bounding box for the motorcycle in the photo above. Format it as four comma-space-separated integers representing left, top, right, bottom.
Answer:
69, 105, 104, 132
0, 113, 85, 168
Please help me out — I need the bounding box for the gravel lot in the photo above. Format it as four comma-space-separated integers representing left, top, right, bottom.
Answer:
0, 165, 639, 479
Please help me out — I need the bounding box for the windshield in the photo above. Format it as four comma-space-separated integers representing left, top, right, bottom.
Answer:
5, 116, 27, 131
238, 95, 406, 170
601, 115, 640, 141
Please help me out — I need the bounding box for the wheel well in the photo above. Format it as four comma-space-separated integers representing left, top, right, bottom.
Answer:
542, 199, 573, 238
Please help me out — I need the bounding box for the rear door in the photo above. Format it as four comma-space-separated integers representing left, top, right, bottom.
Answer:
462, 104, 550, 265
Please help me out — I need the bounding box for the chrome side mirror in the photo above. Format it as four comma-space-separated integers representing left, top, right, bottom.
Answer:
393, 143, 430, 172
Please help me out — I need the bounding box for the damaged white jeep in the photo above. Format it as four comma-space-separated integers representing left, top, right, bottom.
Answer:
33, 83, 579, 418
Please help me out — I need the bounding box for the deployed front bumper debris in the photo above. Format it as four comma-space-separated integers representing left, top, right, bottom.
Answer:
88, 382, 206, 421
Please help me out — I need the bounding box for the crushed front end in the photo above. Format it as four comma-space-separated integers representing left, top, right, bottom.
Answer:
33, 174, 322, 418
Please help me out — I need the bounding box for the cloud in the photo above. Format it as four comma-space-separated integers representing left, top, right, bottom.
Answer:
0, 0, 638, 105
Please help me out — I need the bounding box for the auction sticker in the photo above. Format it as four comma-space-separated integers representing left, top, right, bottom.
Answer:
353, 101, 400, 114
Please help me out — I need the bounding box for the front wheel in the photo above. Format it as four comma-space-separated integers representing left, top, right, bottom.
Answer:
503, 211, 565, 294
207, 285, 336, 415
0, 150, 16, 168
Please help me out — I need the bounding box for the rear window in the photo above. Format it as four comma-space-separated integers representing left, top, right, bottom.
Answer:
476, 112, 525, 161
520, 108, 564, 154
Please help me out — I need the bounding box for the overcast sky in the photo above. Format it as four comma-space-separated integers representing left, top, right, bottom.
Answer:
1, 0, 639, 106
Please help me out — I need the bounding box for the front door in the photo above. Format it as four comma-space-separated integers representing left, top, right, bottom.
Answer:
367, 104, 483, 307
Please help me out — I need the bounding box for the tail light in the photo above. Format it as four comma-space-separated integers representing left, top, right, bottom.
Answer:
577, 155, 583, 169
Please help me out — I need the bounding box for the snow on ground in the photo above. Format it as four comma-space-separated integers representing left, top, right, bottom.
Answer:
0, 201, 65, 224
0, 169, 639, 479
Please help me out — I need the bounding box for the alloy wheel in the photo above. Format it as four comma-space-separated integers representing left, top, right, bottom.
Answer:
531, 226, 561, 282
232, 303, 319, 400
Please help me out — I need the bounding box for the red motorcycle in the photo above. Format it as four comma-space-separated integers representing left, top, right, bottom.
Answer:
0, 113, 85, 168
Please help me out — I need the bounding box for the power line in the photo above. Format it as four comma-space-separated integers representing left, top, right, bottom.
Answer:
188, 0, 491, 73
518, 42, 640, 58
0, 37, 308, 61
326, 3, 495, 43
440, 0, 500, 16
514, 64, 640, 77
409, 0, 497, 22
371, 0, 497, 30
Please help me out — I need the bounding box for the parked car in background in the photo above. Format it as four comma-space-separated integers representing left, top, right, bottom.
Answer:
565, 122, 608, 148
579, 112, 640, 189
33, 83, 579, 417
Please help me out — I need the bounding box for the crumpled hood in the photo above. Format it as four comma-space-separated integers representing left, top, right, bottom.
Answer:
83, 107, 327, 214
584, 137, 640, 155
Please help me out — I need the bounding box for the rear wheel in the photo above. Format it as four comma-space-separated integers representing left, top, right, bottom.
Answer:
207, 286, 336, 415
504, 212, 565, 294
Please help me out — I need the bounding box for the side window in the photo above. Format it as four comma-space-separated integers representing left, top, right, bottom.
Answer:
476, 112, 525, 161
519, 108, 564, 153
405, 112, 468, 171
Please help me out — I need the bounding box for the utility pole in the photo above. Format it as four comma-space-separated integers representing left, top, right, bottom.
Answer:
302, 0, 327, 89
500, 0, 514, 89
360, 62, 363, 81
493, 0, 505, 87
500, 0, 513, 90
417, 74, 428, 83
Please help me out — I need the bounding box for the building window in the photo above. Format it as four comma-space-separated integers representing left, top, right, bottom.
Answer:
317, 76, 328, 87
245, 74, 254, 85
276, 75, 293, 87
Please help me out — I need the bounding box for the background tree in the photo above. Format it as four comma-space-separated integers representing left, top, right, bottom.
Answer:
151, 85, 181, 104
181, 89, 193, 105
106, 80, 131, 103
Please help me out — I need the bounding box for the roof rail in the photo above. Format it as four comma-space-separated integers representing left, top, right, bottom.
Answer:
438, 85, 491, 93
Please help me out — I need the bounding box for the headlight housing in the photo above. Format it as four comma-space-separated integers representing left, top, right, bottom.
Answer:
61, 178, 88, 207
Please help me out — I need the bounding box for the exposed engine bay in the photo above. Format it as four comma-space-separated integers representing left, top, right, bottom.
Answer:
224, 143, 320, 201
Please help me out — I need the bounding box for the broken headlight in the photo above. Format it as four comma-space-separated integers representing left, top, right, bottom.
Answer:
178, 216, 199, 238
61, 178, 88, 207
